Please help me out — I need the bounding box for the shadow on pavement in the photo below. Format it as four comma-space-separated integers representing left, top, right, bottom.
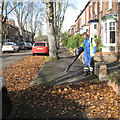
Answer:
32, 47, 98, 87
8, 84, 88, 119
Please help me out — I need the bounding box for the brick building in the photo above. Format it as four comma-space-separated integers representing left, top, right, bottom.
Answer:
67, 0, 120, 61
2, 18, 32, 44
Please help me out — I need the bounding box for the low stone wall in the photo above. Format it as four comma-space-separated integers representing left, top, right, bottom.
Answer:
108, 80, 120, 96
94, 61, 120, 96
94, 52, 119, 62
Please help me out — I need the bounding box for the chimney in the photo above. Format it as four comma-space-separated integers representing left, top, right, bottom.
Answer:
8, 19, 15, 26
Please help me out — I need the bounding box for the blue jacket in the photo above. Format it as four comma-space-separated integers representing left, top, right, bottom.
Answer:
78, 37, 97, 57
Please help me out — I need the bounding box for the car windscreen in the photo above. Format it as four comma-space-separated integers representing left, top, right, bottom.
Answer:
17, 42, 24, 45
28, 43, 32, 45
4, 43, 13, 46
34, 43, 46, 46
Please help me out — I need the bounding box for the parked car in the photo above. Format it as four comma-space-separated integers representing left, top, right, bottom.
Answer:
32, 41, 49, 55
2, 42, 19, 53
26, 43, 32, 49
0, 77, 12, 118
17, 41, 27, 50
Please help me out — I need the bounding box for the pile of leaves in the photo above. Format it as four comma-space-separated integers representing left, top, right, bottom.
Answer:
1, 55, 120, 119
8, 81, 119, 119
2, 55, 47, 92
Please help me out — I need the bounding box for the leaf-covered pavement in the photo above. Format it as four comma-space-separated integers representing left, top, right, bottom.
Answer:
1, 55, 120, 119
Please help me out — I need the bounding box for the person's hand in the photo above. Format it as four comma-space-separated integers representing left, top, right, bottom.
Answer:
76, 52, 79, 56
92, 53, 95, 57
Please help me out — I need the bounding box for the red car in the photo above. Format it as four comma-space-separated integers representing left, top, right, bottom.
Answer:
32, 42, 49, 55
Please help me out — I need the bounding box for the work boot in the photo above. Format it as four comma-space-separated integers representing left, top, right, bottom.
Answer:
90, 71, 94, 75
83, 71, 89, 76
83, 66, 89, 76
90, 66, 94, 75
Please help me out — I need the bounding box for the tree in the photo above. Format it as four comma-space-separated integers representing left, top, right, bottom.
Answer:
45, 2, 58, 58
0, 1, 19, 50
117, 3, 120, 61
54, 0, 74, 49
54, 0, 69, 48
10, 2, 31, 40
34, 31, 44, 42
42, 0, 74, 58
27, 2, 45, 43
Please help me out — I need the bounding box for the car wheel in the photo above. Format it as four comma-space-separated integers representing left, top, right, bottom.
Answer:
13, 49, 16, 53
32, 53, 35, 56
2, 93, 12, 118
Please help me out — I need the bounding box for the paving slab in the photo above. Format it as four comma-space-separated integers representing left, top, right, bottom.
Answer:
31, 47, 98, 87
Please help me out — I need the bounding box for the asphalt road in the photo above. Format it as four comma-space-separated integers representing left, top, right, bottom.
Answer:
0, 50, 32, 74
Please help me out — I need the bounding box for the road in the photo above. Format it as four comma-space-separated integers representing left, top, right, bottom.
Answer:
0, 50, 32, 74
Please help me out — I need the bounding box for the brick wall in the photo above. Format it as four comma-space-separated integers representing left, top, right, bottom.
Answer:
108, 80, 120, 96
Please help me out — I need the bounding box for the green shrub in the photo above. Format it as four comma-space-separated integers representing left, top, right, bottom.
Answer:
67, 36, 75, 49
61, 33, 102, 52
61, 33, 84, 49
74, 33, 84, 48
94, 37, 103, 52
61, 33, 68, 46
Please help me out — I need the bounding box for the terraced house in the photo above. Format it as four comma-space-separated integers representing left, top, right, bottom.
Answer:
68, 0, 120, 61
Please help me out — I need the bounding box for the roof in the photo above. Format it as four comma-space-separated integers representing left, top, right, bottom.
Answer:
75, 1, 90, 22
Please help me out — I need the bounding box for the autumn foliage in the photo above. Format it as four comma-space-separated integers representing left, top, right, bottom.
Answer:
1, 55, 120, 119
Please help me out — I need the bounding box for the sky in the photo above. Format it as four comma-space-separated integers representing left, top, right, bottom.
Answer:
62, 0, 89, 32
9, 0, 89, 35
42, 0, 89, 35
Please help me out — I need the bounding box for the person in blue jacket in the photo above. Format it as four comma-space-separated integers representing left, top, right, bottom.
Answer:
77, 32, 97, 76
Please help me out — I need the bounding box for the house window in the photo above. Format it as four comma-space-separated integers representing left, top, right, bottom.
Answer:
109, 22, 115, 43
109, 0, 112, 9
94, 24, 97, 29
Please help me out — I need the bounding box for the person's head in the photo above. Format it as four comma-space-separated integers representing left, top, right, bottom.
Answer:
82, 32, 88, 40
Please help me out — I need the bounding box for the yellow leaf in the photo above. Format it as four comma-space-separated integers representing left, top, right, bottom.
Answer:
58, 89, 61, 92
64, 88, 68, 92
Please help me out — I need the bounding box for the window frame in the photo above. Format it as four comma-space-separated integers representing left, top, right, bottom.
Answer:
109, 21, 116, 44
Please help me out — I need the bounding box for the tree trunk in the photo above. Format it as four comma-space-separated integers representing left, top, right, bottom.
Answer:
0, 1, 4, 51
32, 33, 35, 44
0, 15, 2, 51
118, 3, 120, 61
46, 2, 58, 58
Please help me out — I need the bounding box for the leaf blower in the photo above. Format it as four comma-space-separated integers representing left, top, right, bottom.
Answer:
64, 47, 84, 72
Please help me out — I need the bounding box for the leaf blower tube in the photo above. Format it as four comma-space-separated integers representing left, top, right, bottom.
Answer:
64, 47, 84, 72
